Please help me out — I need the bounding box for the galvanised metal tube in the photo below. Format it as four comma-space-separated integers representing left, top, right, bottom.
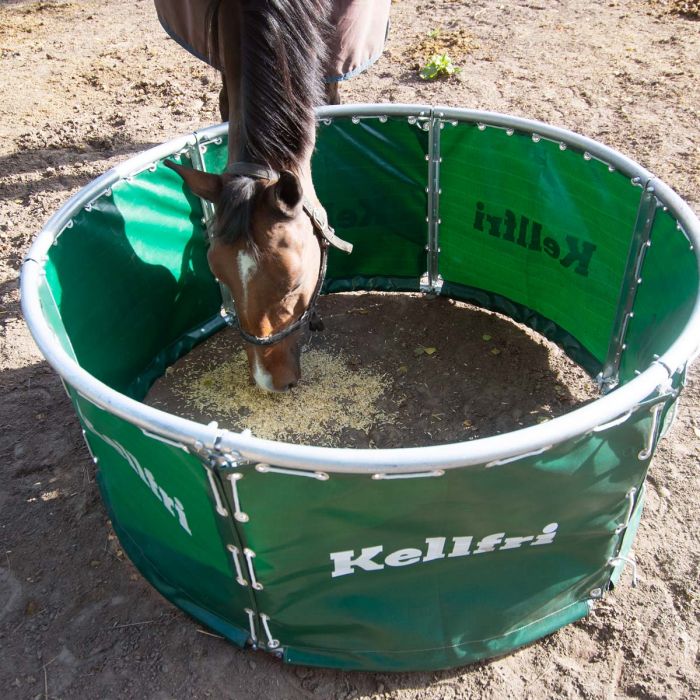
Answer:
20, 105, 700, 473
434, 106, 657, 183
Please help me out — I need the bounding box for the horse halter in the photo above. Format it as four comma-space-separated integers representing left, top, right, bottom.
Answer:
224, 162, 353, 347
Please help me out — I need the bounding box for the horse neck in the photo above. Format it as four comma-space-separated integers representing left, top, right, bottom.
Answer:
217, 2, 323, 201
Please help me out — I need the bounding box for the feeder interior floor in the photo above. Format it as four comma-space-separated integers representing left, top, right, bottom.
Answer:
145, 292, 598, 448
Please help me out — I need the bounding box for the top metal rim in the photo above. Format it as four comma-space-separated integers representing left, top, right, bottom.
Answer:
20, 104, 700, 473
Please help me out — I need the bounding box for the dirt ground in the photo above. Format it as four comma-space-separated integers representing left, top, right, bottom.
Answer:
1, 1, 699, 698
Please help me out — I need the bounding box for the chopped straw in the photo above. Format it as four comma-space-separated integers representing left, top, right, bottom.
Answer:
167, 347, 394, 446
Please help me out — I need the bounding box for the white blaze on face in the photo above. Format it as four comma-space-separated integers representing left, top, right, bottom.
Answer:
235, 251, 273, 391
236, 250, 257, 311
252, 355, 276, 393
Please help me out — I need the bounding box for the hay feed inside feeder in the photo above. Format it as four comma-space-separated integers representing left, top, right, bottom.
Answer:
145, 292, 598, 448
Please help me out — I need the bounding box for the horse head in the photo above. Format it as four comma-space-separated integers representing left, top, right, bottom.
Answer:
166, 160, 350, 392
162, 0, 357, 391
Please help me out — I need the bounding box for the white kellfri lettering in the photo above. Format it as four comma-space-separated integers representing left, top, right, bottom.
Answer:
423, 537, 446, 562
531, 523, 559, 545
448, 536, 473, 558
76, 403, 192, 536
384, 548, 422, 567
330, 546, 384, 578
329, 523, 560, 578
500, 535, 534, 550
474, 532, 505, 554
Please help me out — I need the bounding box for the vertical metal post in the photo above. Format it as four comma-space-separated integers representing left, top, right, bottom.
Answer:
599, 182, 658, 391
187, 136, 237, 322
421, 112, 443, 295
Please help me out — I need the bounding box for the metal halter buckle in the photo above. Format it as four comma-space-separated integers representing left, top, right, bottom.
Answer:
311, 207, 327, 230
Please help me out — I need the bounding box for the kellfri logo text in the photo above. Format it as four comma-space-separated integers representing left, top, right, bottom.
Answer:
330, 523, 559, 578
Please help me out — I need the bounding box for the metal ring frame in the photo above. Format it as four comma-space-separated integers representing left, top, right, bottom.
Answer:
20, 104, 700, 474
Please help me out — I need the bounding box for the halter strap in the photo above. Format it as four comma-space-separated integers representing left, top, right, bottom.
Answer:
223, 161, 353, 347
226, 162, 353, 254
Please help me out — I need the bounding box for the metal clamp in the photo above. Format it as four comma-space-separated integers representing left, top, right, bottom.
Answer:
260, 614, 280, 649
227, 473, 249, 522
638, 402, 666, 460
486, 445, 552, 468
255, 463, 329, 481
226, 544, 248, 587
422, 113, 443, 294
243, 548, 263, 591
614, 487, 637, 535
204, 467, 228, 518
372, 470, 445, 480
609, 555, 638, 587
592, 411, 633, 433
244, 608, 258, 646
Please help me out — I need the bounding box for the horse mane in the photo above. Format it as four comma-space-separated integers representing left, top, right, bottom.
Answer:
206, 0, 332, 245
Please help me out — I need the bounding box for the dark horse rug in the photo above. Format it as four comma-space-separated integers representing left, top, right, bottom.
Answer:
154, 0, 392, 84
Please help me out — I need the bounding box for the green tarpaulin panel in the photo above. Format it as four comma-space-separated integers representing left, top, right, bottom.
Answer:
212, 404, 653, 670
72, 391, 253, 646
438, 123, 642, 365
23, 110, 700, 672
44, 157, 221, 392
620, 207, 699, 380
313, 118, 428, 287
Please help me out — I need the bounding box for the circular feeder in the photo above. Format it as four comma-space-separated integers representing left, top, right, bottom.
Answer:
21, 105, 700, 671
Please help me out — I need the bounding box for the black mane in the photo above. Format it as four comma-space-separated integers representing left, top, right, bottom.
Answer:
207, 0, 332, 244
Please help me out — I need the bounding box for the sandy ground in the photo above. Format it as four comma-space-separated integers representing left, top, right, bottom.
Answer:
1, 0, 699, 698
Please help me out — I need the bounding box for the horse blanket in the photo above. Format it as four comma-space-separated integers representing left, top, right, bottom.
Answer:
154, 0, 391, 83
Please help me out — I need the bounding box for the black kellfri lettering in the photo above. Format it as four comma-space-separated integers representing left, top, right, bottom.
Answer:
560, 236, 597, 276
473, 202, 595, 277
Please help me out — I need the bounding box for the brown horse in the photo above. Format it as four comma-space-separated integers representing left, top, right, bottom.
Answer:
157, 0, 390, 392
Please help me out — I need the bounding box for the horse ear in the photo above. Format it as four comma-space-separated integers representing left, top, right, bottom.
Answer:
165, 160, 223, 203
272, 170, 303, 217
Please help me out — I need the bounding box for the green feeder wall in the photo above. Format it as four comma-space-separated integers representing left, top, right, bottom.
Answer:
21, 105, 700, 672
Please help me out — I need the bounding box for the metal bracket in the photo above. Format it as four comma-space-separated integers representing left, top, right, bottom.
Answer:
599, 182, 658, 391
195, 438, 250, 519
421, 112, 443, 295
